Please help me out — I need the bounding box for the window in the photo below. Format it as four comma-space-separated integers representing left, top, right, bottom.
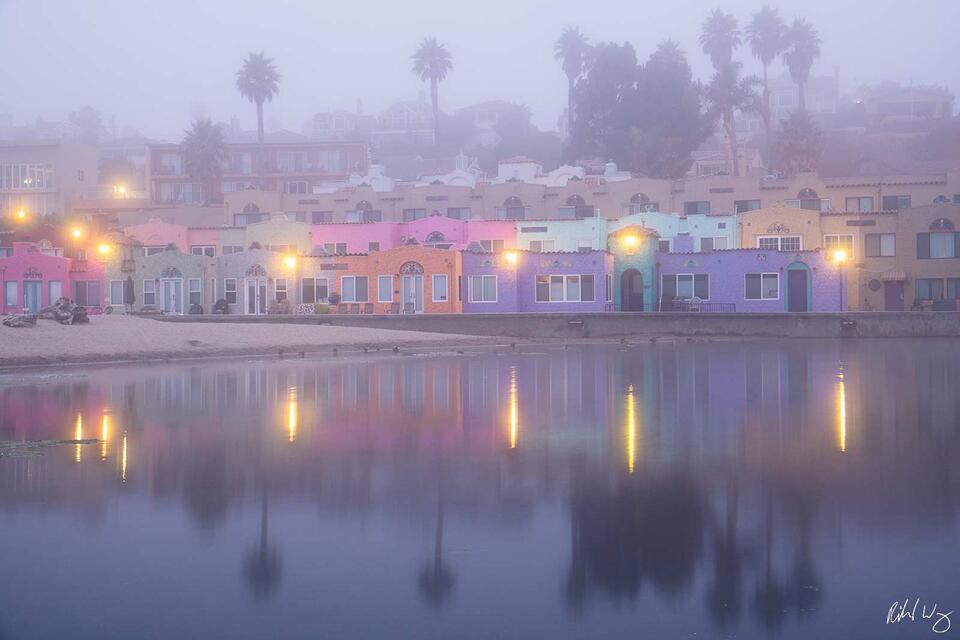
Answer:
323, 242, 348, 255
823, 234, 854, 257
222, 245, 243, 255
846, 197, 874, 212
191, 245, 215, 257
757, 236, 802, 251
233, 212, 268, 226
142, 246, 164, 256
402, 208, 426, 222
447, 207, 471, 220
432, 275, 448, 302
917, 232, 959, 259
734, 199, 761, 213
73, 281, 101, 307
915, 278, 944, 300
606, 274, 613, 302
529, 239, 555, 252
312, 211, 333, 224
341, 276, 369, 302
502, 197, 525, 220
110, 280, 123, 305
143, 280, 156, 306
368, 242, 380, 252
188, 279, 202, 306
947, 278, 960, 300
469, 275, 497, 302
577, 240, 593, 252
377, 275, 393, 303
224, 279, 237, 304
658, 239, 671, 253
865, 233, 896, 257
275, 278, 287, 302
4, 282, 16, 308
745, 273, 779, 300
662, 274, 709, 300
699, 237, 728, 251
535, 275, 595, 302
49, 280, 62, 303
285, 181, 308, 194
684, 201, 710, 215
478, 239, 504, 252
882, 195, 911, 210
301, 278, 328, 303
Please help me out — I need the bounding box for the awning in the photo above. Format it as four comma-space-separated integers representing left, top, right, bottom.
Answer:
881, 271, 907, 281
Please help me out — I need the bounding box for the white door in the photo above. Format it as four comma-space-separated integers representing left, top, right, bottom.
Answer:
161, 279, 183, 314
49, 280, 62, 304
245, 278, 267, 315
401, 275, 424, 313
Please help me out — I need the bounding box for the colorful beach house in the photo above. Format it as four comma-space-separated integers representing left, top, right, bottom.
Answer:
0, 241, 72, 314
656, 249, 843, 312
310, 215, 518, 254
608, 226, 659, 312
461, 249, 613, 313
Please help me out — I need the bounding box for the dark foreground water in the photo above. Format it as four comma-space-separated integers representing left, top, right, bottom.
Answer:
1, 340, 958, 640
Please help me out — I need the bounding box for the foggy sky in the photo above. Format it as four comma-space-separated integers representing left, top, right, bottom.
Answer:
1, 0, 957, 141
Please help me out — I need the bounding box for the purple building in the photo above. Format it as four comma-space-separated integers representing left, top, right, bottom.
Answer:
657, 249, 843, 312
462, 250, 614, 313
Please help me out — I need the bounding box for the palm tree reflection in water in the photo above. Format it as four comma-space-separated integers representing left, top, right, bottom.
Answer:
418, 479, 454, 607
244, 493, 283, 600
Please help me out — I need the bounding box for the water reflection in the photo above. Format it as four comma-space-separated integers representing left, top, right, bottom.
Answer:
1, 340, 959, 639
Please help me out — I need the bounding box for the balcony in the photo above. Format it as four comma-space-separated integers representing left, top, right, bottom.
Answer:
70, 260, 89, 273
494, 206, 530, 221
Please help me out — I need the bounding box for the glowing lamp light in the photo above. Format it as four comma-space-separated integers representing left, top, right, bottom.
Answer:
97, 244, 112, 255
115, 184, 127, 196
71, 227, 83, 239
284, 255, 297, 269
503, 251, 518, 265
833, 249, 847, 263
622, 235, 639, 248
16, 209, 26, 220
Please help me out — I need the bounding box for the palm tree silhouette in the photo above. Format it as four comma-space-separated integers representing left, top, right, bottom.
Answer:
411, 38, 452, 145
244, 493, 283, 600
418, 481, 455, 606
753, 492, 789, 630
182, 118, 227, 205
706, 475, 744, 628
746, 5, 786, 145
782, 19, 821, 111
554, 27, 590, 136
236, 52, 280, 187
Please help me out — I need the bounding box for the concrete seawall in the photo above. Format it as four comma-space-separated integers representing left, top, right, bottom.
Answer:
152, 312, 960, 339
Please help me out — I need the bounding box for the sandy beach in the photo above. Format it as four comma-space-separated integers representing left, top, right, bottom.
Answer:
0, 314, 501, 368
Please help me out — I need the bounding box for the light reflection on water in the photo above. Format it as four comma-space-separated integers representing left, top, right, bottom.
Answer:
0, 340, 959, 640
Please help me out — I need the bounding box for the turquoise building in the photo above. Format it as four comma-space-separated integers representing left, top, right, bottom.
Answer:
607, 225, 659, 311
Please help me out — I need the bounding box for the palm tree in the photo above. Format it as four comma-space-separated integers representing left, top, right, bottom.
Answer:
182, 118, 227, 205
244, 494, 282, 600
782, 19, 821, 111
699, 9, 740, 71
554, 27, 590, 137
746, 6, 786, 145
236, 52, 280, 188
704, 62, 762, 176
411, 37, 453, 145
771, 109, 823, 175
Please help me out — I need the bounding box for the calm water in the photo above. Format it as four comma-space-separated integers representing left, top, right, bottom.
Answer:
1, 340, 959, 640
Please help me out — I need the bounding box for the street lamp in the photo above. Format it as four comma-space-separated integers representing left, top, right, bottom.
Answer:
15, 208, 27, 221
284, 255, 297, 270
71, 227, 83, 240
97, 243, 112, 256
503, 251, 518, 265
833, 249, 847, 312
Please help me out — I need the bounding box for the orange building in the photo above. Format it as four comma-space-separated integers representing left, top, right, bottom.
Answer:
331, 245, 462, 314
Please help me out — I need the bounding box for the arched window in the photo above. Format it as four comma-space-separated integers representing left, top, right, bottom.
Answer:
630, 193, 650, 204
502, 196, 525, 220
242, 203, 260, 213
797, 188, 821, 211
425, 231, 446, 244
933, 195, 950, 204
564, 193, 595, 218
930, 218, 955, 231
629, 193, 658, 214
797, 188, 819, 199
566, 194, 586, 206
355, 200, 372, 211
399, 261, 424, 274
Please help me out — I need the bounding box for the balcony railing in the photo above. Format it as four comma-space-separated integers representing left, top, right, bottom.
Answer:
661, 299, 736, 313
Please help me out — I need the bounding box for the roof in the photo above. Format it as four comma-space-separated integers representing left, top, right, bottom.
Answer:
499, 156, 541, 164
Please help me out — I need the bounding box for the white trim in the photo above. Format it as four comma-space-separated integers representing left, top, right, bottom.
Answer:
108, 279, 124, 306
431, 274, 449, 302
756, 235, 802, 251
663, 273, 710, 300
468, 275, 498, 303
224, 278, 237, 304
745, 272, 780, 300
823, 234, 854, 258
142, 279, 156, 306
340, 275, 369, 303
377, 274, 393, 303
534, 274, 596, 303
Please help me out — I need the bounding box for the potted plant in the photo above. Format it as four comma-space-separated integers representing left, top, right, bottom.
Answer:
327, 291, 341, 305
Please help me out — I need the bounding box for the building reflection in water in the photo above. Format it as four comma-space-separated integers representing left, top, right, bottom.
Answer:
1, 341, 959, 637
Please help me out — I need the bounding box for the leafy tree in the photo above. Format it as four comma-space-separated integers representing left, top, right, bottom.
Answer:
704, 62, 762, 176
699, 9, 740, 70
411, 37, 453, 144
99, 155, 138, 188
782, 19, 821, 110
746, 6, 786, 144
236, 52, 280, 187
554, 27, 591, 138
68, 106, 106, 144
770, 110, 823, 175
182, 118, 227, 205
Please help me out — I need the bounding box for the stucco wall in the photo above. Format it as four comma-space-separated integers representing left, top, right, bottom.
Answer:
0, 243, 73, 313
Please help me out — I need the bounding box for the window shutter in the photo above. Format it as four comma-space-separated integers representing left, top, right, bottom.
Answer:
917, 233, 931, 259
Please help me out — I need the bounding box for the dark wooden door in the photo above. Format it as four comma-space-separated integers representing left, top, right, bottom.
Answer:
787, 270, 808, 312
884, 281, 904, 311
621, 270, 644, 311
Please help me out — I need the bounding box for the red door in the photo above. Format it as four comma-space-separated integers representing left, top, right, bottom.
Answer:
884, 282, 904, 311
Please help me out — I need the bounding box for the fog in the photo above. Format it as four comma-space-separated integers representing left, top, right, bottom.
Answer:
1, 0, 957, 140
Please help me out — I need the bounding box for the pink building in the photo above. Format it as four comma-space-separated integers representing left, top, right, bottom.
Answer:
123, 218, 191, 254
311, 215, 518, 254
1, 242, 73, 314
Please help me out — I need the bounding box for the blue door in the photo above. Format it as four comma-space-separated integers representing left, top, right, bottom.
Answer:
23, 281, 42, 313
